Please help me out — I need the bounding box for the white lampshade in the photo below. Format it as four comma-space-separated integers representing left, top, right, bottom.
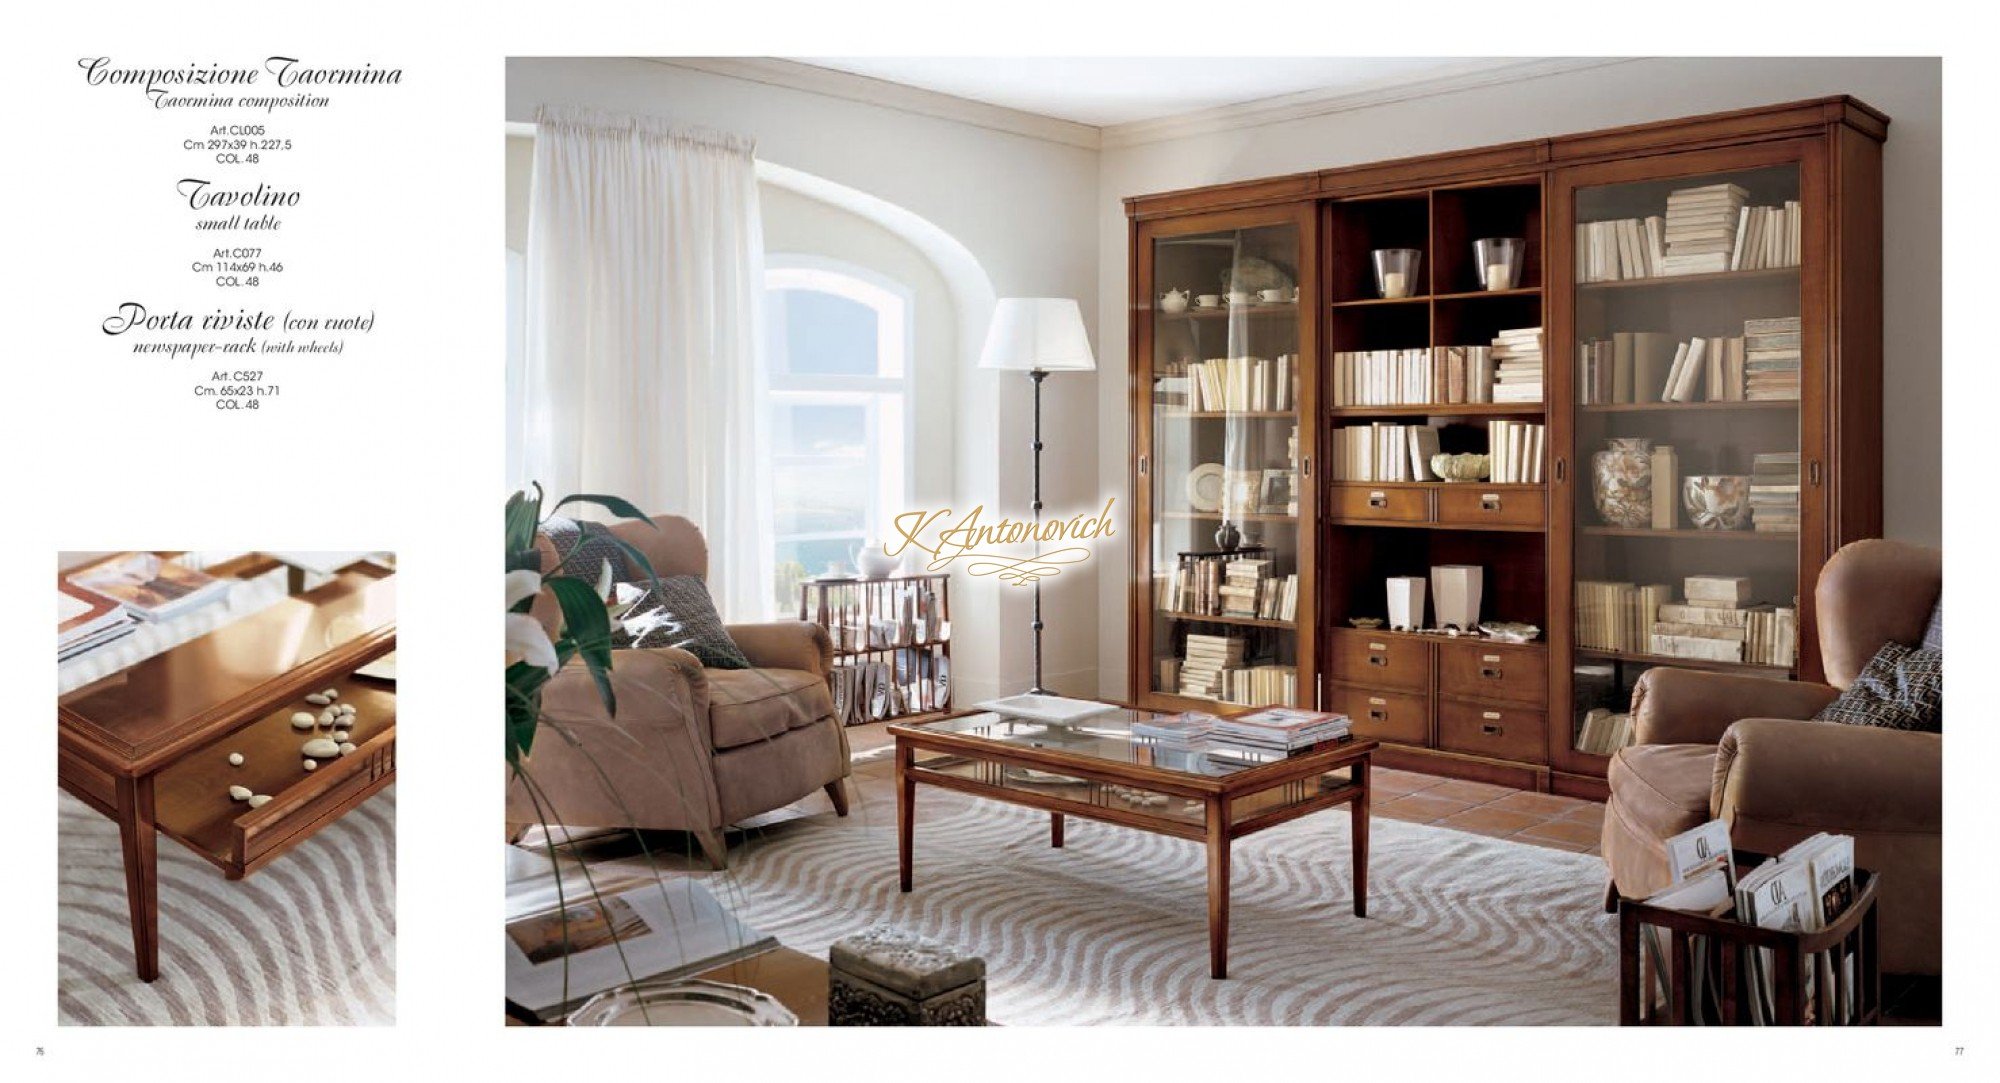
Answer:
978, 297, 1096, 372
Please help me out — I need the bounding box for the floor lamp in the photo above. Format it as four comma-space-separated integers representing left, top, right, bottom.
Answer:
978, 298, 1096, 696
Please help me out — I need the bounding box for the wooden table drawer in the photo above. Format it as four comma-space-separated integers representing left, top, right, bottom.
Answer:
1436, 700, 1547, 765
1328, 484, 1429, 523
1328, 627, 1431, 691
1437, 639, 1548, 706
1328, 685, 1429, 746
234, 727, 395, 874
1435, 485, 1545, 529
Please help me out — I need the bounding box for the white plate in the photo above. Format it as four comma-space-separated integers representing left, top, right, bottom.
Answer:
974, 694, 1119, 726
1185, 463, 1226, 513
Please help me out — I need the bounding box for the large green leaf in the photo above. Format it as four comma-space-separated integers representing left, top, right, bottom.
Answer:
551, 493, 654, 524
546, 577, 617, 716
505, 484, 544, 554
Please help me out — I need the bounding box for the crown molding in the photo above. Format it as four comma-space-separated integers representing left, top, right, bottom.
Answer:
1097, 57, 1641, 149
647, 57, 1103, 150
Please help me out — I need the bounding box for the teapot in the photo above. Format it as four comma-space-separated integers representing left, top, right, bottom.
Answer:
1158, 287, 1190, 314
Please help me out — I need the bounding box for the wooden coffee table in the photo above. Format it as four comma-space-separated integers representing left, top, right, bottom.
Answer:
891, 704, 1374, 979
58, 561, 396, 982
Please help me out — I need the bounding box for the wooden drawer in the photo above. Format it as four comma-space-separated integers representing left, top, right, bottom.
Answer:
1437, 639, 1548, 706
1328, 684, 1429, 746
1329, 627, 1431, 691
1436, 700, 1548, 765
1435, 485, 1545, 529
234, 728, 395, 873
1328, 484, 1429, 523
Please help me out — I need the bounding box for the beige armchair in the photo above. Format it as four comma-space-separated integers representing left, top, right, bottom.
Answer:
1602, 539, 1941, 975
506, 515, 850, 868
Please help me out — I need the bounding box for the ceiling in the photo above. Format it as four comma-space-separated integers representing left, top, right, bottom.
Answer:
795, 57, 1550, 128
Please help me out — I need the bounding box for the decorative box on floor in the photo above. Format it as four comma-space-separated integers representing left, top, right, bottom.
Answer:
828, 926, 986, 1026
1618, 864, 1881, 1025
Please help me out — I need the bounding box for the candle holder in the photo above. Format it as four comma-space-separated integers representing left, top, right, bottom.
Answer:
1371, 248, 1422, 299
1474, 237, 1525, 291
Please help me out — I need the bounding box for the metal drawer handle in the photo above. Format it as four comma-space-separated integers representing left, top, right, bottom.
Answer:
1480, 493, 1502, 511
1367, 490, 1389, 509
1481, 723, 1504, 736
1481, 653, 1502, 663
1367, 655, 1389, 667
1480, 666, 1503, 680
1482, 711, 1503, 720
1367, 697, 1386, 706
1369, 709, 1388, 722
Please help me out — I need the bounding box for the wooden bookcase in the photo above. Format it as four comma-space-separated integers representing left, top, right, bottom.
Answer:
1125, 98, 1887, 796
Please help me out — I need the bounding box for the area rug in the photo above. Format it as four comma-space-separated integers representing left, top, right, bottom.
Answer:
711, 789, 1617, 1025
57, 788, 396, 1026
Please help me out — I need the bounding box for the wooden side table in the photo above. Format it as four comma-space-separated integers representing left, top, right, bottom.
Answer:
57, 566, 397, 982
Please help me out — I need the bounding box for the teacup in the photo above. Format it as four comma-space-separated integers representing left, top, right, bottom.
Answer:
1224, 290, 1252, 305
1195, 293, 1222, 308
1258, 288, 1287, 303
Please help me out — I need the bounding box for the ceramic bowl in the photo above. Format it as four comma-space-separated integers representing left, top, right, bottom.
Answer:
1478, 621, 1541, 643
1683, 475, 1752, 530
1431, 453, 1491, 482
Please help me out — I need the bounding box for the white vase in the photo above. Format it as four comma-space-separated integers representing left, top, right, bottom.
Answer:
1386, 576, 1427, 632
1431, 565, 1483, 631
854, 542, 899, 579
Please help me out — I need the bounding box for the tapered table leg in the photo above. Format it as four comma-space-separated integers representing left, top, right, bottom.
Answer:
896, 740, 915, 893
115, 775, 160, 983
1206, 796, 1231, 979
1051, 812, 1064, 849
1350, 757, 1370, 918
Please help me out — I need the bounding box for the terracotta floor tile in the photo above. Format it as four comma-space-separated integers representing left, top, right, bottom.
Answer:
1436, 806, 1546, 837
1423, 778, 1518, 805
1373, 792, 1478, 823
1370, 768, 1445, 796
1558, 802, 1608, 825
1515, 836, 1594, 854
1514, 818, 1605, 848
1483, 791, 1592, 818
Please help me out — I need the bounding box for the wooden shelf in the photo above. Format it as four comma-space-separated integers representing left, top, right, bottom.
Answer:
1325, 402, 1544, 418
1161, 510, 1298, 522
1432, 287, 1542, 302
1158, 611, 1296, 630
832, 639, 951, 658
1575, 647, 1793, 678
1331, 625, 1547, 649
1576, 266, 1799, 293
1580, 526, 1799, 542
1330, 294, 1429, 308
1154, 409, 1297, 419
1578, 400, 1797, 414
1163, 302, 1298, 320
1326, 480, 1545, 491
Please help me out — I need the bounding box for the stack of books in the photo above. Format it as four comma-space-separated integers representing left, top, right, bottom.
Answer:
1661, 182, 1749, 275
1730, 201, 1802, 271
1486, 419, 1546, 483
1180, 355, 1298, 412
67, 553, 228, 623
1576, 708, 1635, 755
1216, 665, 1300, 707
1433, 345, 1495, 404
1575, 215, 1666, 282
1647, 575, 1797, 666
1177, 633, 1246, 698
1208, 707, 1350, 754
1743, 316, 1802, 401
58, 580, 138, 661
1750, 451, 1801, 534
1219, 558, 1271, 618
1132, 711, 1219, 751
1490, 327, 1544, 403
1575, 580, 1676, 653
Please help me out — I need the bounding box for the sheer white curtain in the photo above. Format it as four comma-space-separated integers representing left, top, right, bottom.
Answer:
521, 107, 773, 619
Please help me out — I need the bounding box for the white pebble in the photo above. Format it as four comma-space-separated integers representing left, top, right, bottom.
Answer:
228, 785, 252, 801
303, 759, 317, 771
248, 795, 272, 808
322, 688, 339, 701
332, 730, 349, 742
302, 738, 341, 758
290, 712, 316, 729
338, 742, 357, 756
318, 708, 337, 727
305, 693, 331, 706
228, 752, 244, 767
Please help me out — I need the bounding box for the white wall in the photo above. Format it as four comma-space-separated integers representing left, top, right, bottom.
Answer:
1093, 57, 1942, 698
506, 58, 1106, 704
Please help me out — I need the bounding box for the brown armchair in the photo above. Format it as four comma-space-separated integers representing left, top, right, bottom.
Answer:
1601, 539, 1941, 975
506, 514, 850, 868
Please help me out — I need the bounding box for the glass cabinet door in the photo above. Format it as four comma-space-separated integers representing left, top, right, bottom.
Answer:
1560, 152, 1810, 768
1138, 207, 1314, 709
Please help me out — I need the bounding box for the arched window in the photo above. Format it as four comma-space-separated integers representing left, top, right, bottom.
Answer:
763, 258, 913, 612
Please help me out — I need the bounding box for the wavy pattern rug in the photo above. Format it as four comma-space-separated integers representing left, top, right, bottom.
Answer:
713, 788, 1616, 1025
57, 788, 396, 1026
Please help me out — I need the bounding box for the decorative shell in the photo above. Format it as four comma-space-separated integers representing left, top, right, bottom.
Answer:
1478, 621, 1542, 644
1431, 453, 1491, 482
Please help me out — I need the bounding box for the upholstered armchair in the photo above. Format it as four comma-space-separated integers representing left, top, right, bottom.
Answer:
506, 514, 850, 868
1601, 539, 1941, 975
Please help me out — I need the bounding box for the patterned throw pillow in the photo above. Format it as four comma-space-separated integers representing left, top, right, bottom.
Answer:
615, 575, 750, 669
542, 515, 635, 585
1921, 598, 1942, 652
1813, 641, 1942, 732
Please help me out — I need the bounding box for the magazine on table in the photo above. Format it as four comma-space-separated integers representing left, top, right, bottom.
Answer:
57, 579, 137, 660
66, 553, 228, 622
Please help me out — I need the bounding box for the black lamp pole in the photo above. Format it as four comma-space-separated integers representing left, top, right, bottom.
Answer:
1027, 368, 1050, 694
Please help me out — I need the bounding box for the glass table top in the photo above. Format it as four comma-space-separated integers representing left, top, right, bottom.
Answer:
904, 706, 1353, 779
